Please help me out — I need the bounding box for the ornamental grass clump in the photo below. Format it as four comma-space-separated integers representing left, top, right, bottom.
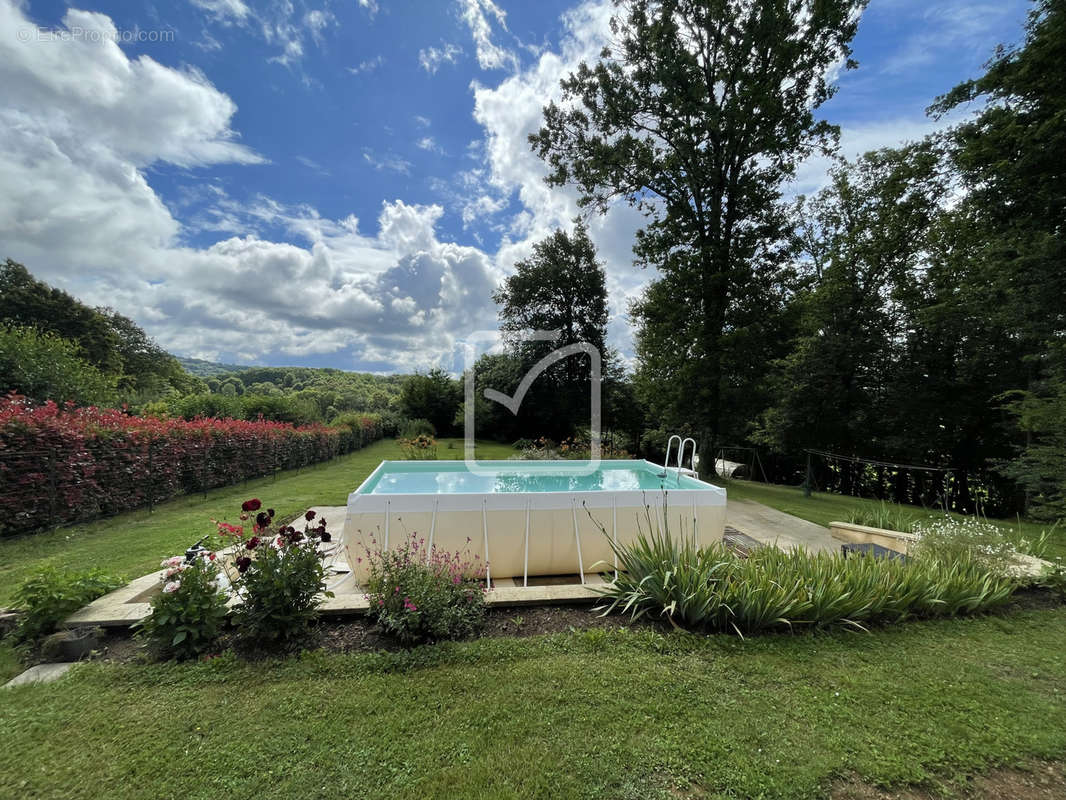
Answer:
364, 532, 486, 645
597, 506, 1015, 636
135, 554, 228, 660
217, 501, 335, 651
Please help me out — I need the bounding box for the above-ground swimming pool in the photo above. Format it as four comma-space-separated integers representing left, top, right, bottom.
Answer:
343, 460, 726, 585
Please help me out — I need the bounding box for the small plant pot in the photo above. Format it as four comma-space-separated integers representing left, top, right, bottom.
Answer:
41, 628, 100, 662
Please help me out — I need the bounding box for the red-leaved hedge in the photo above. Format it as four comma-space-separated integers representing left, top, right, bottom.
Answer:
0, 394, 383, 536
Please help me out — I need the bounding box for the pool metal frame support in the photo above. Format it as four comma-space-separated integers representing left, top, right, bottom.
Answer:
426, 499, 438, 565
612, 497, 618, 581
572, 499, 585, 585
690, 497, 698, 546
383, 500, 390, 550
482, 500, 491, 589
523, 502, 530, 588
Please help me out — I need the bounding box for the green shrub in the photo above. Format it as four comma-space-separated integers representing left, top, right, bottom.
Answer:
401, 418, 437, 438
597, 509, 1015, 635
910, 516, 1030, 578
221, 504, 333, 651
1039, 557, 1065, 601
399, 434, 438, 460
364, 532, 486, 645
135, 555, 229, 660
9, 567, 123, 644
0, 324, 118, 406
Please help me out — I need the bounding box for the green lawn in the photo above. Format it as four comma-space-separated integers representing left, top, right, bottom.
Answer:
0, 438, 517, 608
718, 478, 1066, 560
1, 607, 1064, 799
2, 446, 1066, 796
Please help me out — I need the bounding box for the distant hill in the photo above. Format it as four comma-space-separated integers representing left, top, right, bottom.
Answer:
176, 356, 254, 377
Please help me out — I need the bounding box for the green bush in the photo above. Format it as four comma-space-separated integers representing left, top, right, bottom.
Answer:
135, 555, 228, 660
1041, 558, 1066, 601
597, 509, 1015, 635
910, 516, 1032, 578
399, 434, 438, 460
364, 532, 486, 645
9, 567, 123, 644
0, 324, 118, 406
401, 418, 437, 438
223, 505, 333, 651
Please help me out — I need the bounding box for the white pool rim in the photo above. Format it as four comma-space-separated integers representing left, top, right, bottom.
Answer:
346, 458, 727, 513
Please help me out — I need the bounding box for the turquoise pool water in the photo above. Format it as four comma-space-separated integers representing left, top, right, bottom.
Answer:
358, 460, 708, 495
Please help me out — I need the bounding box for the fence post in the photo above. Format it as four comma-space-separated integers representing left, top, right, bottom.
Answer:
147, 439, 155, 513
48, 447, 57, 529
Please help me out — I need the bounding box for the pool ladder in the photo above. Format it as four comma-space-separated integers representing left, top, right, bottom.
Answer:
664, 435, 698, 479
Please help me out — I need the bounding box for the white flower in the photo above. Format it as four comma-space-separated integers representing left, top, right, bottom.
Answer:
163, 581, 181, 594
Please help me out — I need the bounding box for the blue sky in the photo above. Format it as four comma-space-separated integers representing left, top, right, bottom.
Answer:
0, 0, 1032, 372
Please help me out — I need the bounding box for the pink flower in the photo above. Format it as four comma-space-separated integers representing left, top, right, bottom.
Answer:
163, 581, 181, 594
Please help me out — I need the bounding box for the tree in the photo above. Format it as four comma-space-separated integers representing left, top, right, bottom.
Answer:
927, 0, 1066, 513
1000, 345, 1066, 521
0, 260, 205, 403
531, 0, 866, 474
0, 259, 122, 373
493, 224, 611, 438
0, 325, 118, 406
928, 0, 1066, 359
756, 145, 946, 457
399, 368, 462, 435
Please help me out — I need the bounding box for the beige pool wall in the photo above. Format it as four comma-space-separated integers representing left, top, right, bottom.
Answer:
344, 500, 726, 584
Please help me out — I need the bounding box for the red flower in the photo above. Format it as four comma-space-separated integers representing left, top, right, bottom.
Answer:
267, 508, 275, 518
246, 536, 260, 550
255, 512, 271, 528
216, 522, 243, 537
242, 499, 262, 512
235, 556, 252, 573
305, 509, 316, 521
319, 531, 332, 543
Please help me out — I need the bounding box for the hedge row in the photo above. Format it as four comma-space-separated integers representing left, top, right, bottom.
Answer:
0, 394, 383, 536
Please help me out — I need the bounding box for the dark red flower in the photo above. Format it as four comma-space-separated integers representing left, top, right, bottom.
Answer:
242, 498, 262, 512
267, 508, 275, 518
255, 512, 271, 528
288, 530, 304, 544
305, 509, 316, 521
246, 536, 260, 550
235, 556, 252, 573
319, 531, 332, 543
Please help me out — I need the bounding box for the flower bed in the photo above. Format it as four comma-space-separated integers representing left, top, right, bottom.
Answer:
0, 394, 383, 536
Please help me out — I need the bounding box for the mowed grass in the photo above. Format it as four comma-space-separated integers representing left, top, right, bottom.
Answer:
0, 438, 517, 607
1, 608, 1065, 799
719, 478, 1066, 560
